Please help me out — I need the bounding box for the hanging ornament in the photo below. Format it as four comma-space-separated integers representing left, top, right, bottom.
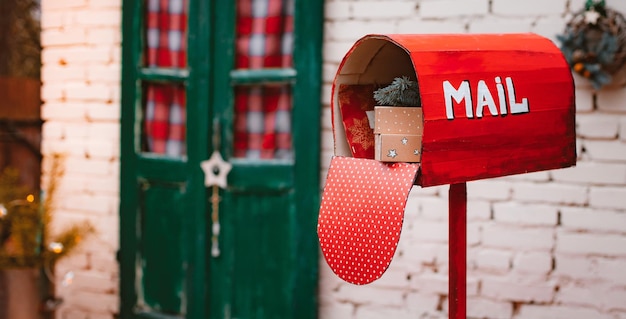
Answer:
557, 0, 626, 90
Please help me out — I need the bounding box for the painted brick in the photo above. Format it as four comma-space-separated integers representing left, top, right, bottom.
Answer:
409, 272, 448, 295
323, 40, 355, 64
41, 11, 66, 29
555, 255, 626, 286
555, 283, 606, 308
65, 83, 112, 101
41, 102, 87, 121
466, 297, 513, 319
573, 87, 595, 113
475, 249, 512, 272
65, 270, 117, 294
512, 182, 588, 205
584, 140, 626, 162
354, 305, 413, 319
41, 83, 65, 101
319, 300, 353, 319
467, 200, 491, 221
396, 19, 466, 34
41, 65, 87, 82
85, 103, 119, 122
481, 276, 556, 302
493, 202, 558, 226
324, 2, 352, 20
503, 170, 550, 182
86, 139, 118, 159
492, 0, 566, 16
556, 230, 626, 256
74, 9, 121, 27
467, 180, 512, 201
532, 16, 568, 42
326, 20, 396, 42
351, 1, 416, 19
412, 220, 448, 242
482, 223, 554, 251
90, 0, 122, 9
597, 87, 626, 113
516, 304, 610, 319
577, 113, 620, 139
590, 186, 626, 210
88, 123, 120, 140
621, 116, 626, 141
334, 284, 404, 306
469, 17, 534, 33
41, 0, 87, 10
551, 162, 626, 185
87, 28, 122, 45
62, 291, 118, 314
41, 28, 87, 47
405, 292, 441, 315
420, 0, 488, 18
561, 207, 626, 234
512, 251, 552, 275
416, 196, 448, 221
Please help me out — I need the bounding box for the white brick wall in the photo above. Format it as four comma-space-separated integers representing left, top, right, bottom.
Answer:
321, 1, 626, 319
40, 0, 121, 318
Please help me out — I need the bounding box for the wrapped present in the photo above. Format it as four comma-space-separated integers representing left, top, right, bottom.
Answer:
374, 106, 423, 162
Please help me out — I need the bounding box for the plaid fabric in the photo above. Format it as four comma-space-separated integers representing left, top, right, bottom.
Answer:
145, 0, 188, 68
234, 85, 292, 159
234, 0, 294, 159
143, 0, 188, 156
144, 83, 186, 156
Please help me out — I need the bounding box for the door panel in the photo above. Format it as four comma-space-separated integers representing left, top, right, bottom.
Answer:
137, 181, 188, 315
227, 191, 296, 319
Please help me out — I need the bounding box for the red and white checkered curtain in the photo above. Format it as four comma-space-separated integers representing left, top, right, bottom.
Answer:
234, 0, 294, 160
143, 0, 188, 156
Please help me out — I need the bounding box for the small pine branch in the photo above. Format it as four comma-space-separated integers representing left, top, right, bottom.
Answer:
373, 76, 421, 106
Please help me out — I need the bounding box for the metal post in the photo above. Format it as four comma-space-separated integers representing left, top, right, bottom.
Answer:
449, 183, 467, 319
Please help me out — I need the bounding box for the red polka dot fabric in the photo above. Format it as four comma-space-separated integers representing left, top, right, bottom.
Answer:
317, 156, 420, 285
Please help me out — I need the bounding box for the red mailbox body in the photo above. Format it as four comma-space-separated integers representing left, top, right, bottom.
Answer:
332, 33, 576, 186
320, 33, 576, 286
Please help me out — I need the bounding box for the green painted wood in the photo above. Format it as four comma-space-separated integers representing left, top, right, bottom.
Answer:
138, 182, 188, 314
122, 1, 323, 318
230, 68, 296, 84
138, 68, 189, 82
121, 0, 210, 318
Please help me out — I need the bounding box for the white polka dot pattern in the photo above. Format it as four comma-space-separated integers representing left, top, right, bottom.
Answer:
317, 156, 420, 285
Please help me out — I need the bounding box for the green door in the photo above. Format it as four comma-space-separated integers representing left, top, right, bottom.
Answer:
120, 1, 323, 318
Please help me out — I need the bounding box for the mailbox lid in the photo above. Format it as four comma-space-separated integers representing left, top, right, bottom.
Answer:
332, 34, 576, 187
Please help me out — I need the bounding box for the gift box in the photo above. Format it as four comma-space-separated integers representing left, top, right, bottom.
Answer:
374, 106, 423, 162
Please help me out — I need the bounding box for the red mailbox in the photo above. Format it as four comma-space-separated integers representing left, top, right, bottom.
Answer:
318, 33, 576, 304
331, 33, 576, 187
319, 33, 576, 317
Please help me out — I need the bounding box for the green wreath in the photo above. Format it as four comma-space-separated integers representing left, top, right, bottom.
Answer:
557, 0, 626, 89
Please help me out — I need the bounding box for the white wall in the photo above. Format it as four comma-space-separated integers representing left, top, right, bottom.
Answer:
320, 1, 626, 318
40, 0, 121, 318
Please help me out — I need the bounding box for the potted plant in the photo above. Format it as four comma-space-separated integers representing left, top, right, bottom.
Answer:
0, 155, 94, 319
